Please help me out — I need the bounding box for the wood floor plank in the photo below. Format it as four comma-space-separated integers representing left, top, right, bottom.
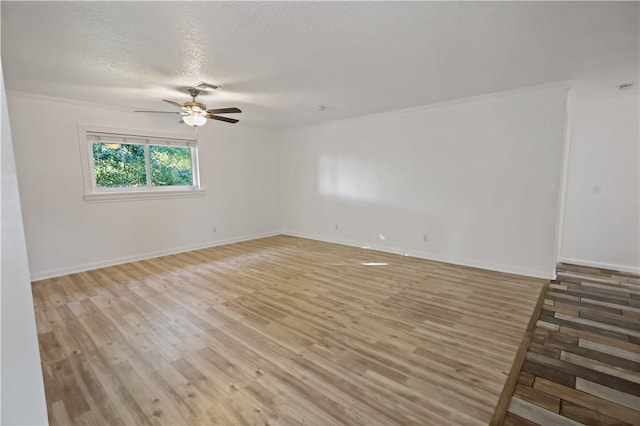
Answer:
579, 338, 640, 363
503, 412, 539, 426
507, 397, 583, 426
513, 384, 560, 412
518, 371, 536, 387
575, 377, 640, 412
49, 401, 72, 426
540, 337, 640, 374
560, 400, 634, 426
533, 377, 640, 425
521, 360, 577, 388
555, 313, 640, 338
560, 351, 640, 384
582, 298, 640, 314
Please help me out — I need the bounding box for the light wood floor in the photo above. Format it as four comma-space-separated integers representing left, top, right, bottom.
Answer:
33, 235, 545, 425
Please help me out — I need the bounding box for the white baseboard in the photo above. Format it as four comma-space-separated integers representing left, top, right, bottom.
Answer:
558, 257, 640, 275
32, 230, 559, 282
281, 230, 555, 280
30, 231, 281, 282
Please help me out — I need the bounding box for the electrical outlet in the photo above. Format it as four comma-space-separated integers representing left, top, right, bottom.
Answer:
335, 224, 339, 231
213, 226, 217, 233
423, 235, 428, 242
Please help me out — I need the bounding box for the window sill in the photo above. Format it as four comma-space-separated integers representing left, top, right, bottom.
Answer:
84, 188, 206, 203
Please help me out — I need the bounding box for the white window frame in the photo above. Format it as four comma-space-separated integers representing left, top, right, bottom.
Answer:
78, 125, 205, 202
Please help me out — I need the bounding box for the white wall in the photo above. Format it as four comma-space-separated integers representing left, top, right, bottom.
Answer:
280, 86, 569, 278
1, 68, 49, 424
8, 93, 281, 280
560, 93, 640, 273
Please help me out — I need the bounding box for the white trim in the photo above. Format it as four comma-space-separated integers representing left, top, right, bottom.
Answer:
554, 86, 575, 262
79, 124, 95, 194
83, 188, 206, 203
78, 124, 202, 199
86, 130, 196, 146
281, 230, 555, 280
30, 230, 559, 282
79, 124, 195, 144
286, 80, 574, 130
30, 231, 281, 282
7, 90, 134, 112
558, 258, 640, 275
190, 144, 201, 188
144, 144, 153, 187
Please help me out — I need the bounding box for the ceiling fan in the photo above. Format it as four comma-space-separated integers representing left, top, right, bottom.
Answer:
135, 84, 241, 127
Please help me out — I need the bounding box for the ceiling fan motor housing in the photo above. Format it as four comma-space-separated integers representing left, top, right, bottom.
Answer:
184, 101, 206, 112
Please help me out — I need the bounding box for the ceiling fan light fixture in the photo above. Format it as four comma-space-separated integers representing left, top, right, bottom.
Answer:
137, 86, 241, 126
183, 112, 207, 127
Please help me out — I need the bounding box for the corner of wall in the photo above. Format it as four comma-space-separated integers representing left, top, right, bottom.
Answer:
553, 86, 576, 265
1, 62, 49, 426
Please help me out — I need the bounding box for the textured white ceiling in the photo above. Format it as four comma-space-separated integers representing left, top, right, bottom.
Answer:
2, 1, 638, 128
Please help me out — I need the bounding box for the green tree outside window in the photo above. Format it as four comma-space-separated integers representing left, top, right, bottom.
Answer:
93, 143, 146, 187
92, 142, 194, 188
150, 145, 193, 186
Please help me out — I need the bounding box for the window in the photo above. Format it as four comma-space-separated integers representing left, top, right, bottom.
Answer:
80, 128, 204, 201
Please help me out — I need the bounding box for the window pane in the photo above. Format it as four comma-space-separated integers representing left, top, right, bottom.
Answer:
92, 142, 147, 188
150, 145, 193, 186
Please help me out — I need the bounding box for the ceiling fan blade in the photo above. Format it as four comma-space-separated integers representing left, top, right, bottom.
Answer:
163, 99, 185, 109
206, 107, 242, 114
135, 110, 182, 114
207, 115, 239, 124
